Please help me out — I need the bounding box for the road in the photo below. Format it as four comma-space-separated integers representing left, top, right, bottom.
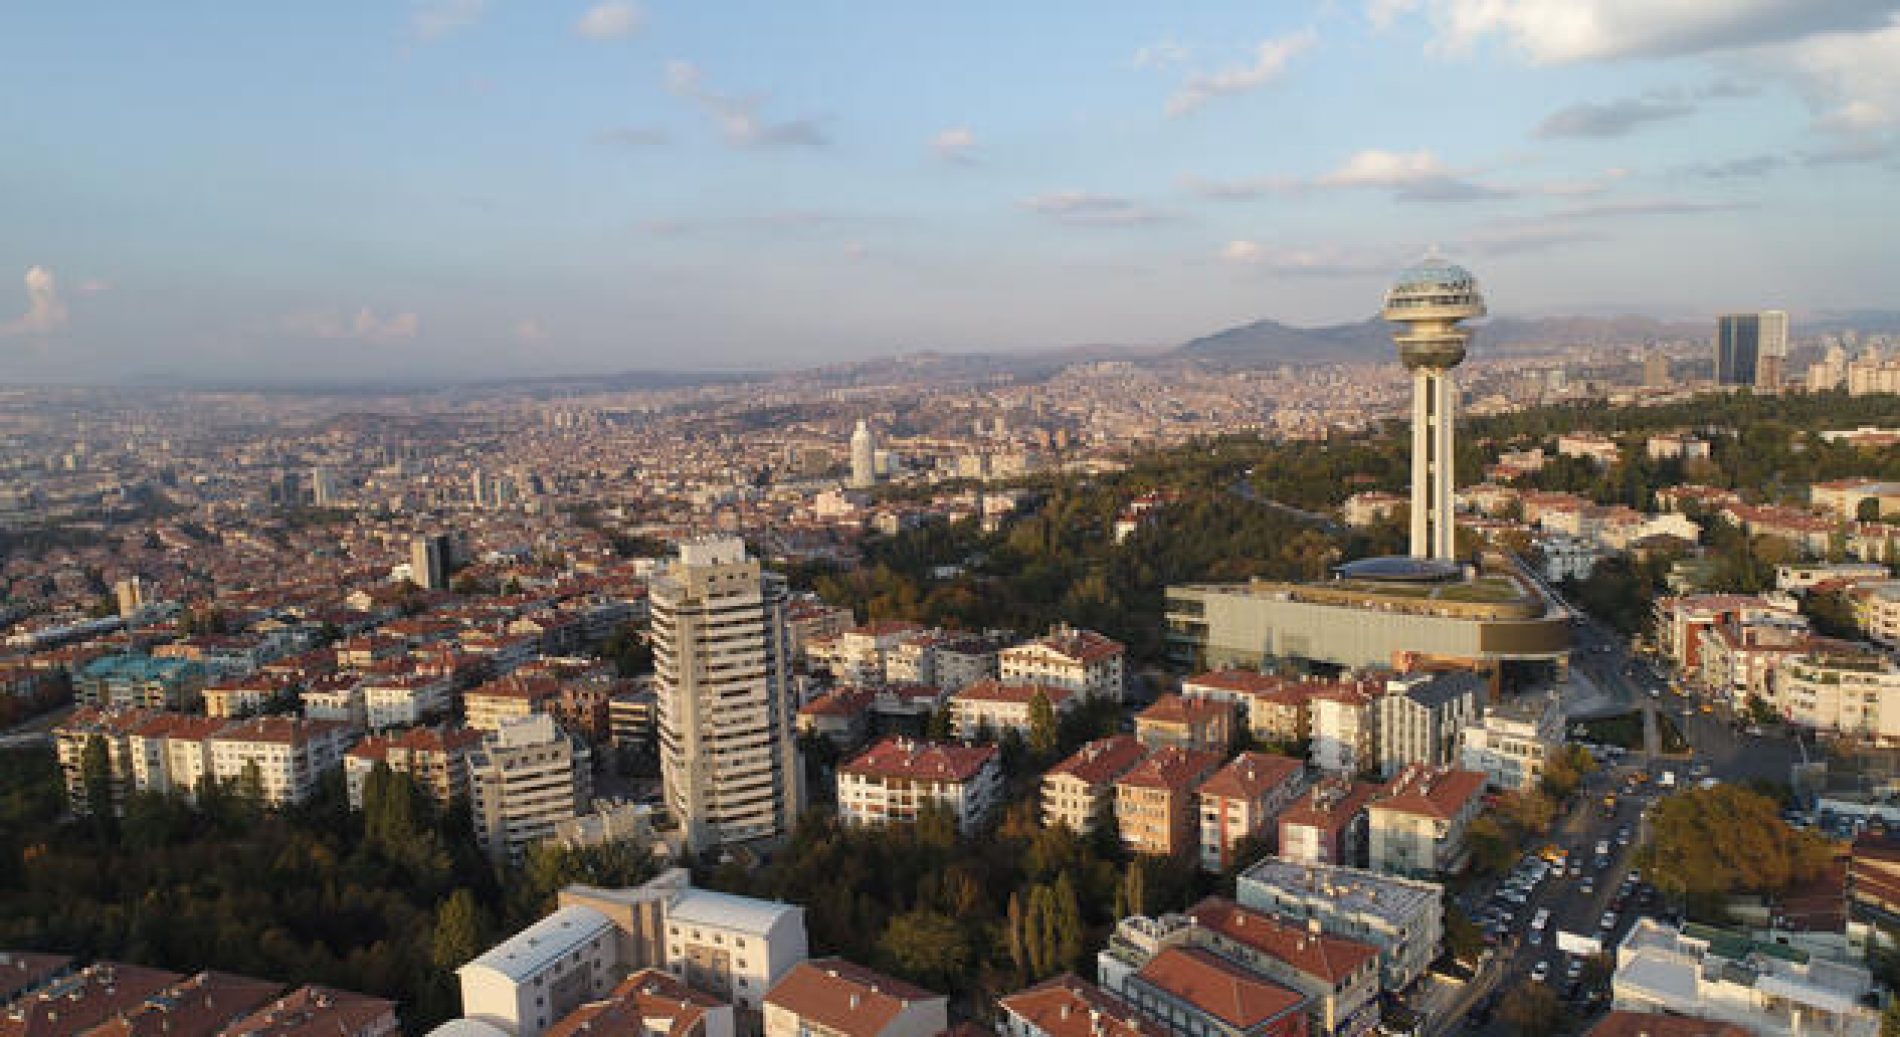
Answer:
1438, 613, 1808, 1034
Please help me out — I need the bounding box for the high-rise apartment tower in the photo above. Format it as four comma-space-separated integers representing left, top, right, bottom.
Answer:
651, 537, 802, 854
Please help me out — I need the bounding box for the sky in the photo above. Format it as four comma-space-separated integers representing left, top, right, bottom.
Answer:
1, 1, 1897, 382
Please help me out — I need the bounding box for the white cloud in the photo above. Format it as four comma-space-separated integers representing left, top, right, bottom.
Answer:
576, 1, 643, 41
1776, 19, 1900, 130
1020, 191, 1172, 226
933, 126, 977, 164
0, 266, 69, 337
514, 319, 550, 345
1317, 148, 1449, 186
1167, 30, 1316, 116
1367, 0, 1422, 30
284, 307, 420, 344
665, 60, 828, 148
412, 0, 485, 42
1395, 0, 1893, 64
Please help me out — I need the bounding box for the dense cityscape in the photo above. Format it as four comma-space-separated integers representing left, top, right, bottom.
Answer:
5, 4, 1900, 1037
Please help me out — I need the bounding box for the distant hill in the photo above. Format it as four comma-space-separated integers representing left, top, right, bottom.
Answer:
1176, 314, 1709, 368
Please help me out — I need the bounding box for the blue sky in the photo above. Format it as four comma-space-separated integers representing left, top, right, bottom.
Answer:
1, 1, 1896, 381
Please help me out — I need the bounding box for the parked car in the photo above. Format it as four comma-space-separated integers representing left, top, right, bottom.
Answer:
1532, 961, 1551, 982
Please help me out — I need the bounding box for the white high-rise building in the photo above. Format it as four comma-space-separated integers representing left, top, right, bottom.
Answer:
1382, 255, 1485, 561
849, 420, 877, 489
652, 537, 802, 854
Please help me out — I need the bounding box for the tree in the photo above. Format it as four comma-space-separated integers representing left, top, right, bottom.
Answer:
80, 733, 114, 820
878, 909, 969, 989
1465, 816, 1517, 876
1497, 984, 1565, 1037
1641, 785, 1832, 898
1027, 691, 1059, 759
1444, 903, 1484, 963
430, 889, 486, 971
1495, 789, 1558, 835
1540, 745, 1597, 801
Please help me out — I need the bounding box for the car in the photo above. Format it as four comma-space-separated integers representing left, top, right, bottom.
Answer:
1616, 826, 1632, 846
1600, 911, 1618, 932
1594, 855, 1611, 871
1566, 958, 1584, 981
1531, 908, 1551, 930
1580, 877, 1595, 894
1532, 961, 1551, 982
1628, 870, 1642, 884
1528, 928, 1544, 946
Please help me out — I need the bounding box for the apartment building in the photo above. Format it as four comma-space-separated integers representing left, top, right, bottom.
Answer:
1769, 646, 1900, 743
1135, 694, 1236, 753
1460, 692, 1564, 791
467, 713, 594, 863
1180, 671, 1315, 746
206, 716, 355, 807
1309, 686, 1377, 776
652, 537, 803, 854
998, 626, 1125, 702
1374, 673, 1483, 777
1612, 919, 1879, 1037
344, 725, 485, 810
837, 737, 1003, 834
1197, 752, 1306, 872
360, 672, 455, 731
1236, 858, 1444, 991
1364, 766, 1487, 877
459, 904, 622, 1037
1042, 734, 1148, 835
1276, 779, 1377, 868
949, 680, 1074, 740
1185, 898, 1381, 1037
1116, 746, 1226, 858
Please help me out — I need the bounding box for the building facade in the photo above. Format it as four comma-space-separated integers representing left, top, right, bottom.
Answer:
652, 537, 803, 854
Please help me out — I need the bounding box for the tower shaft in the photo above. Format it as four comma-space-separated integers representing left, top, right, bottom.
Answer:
1409, 368, 1457, 560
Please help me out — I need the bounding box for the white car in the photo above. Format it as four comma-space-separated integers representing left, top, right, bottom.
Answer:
1532, 961, 1551, 982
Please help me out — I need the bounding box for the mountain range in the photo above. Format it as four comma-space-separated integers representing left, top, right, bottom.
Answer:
1174, 314, 1711, 369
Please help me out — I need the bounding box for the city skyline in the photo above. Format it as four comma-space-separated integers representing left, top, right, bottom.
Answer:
2, 2, 1897, 382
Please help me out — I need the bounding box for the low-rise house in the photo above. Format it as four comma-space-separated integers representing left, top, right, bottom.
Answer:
1043, 734, 1149, 835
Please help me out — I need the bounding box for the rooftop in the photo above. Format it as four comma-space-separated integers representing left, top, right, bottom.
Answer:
1238, 856, 1443, 923
460, 905, 616, 983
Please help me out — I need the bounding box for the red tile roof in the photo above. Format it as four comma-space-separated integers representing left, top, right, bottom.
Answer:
1277, 779, 1379, 835
1368, 765, 1487, 822
764, 959, 943, 1037
842, 737, 998, 784
996, 974, 1164, 1037
1046, 735, 1148, 787
1134, 947, 1304, 1030
1585, 1012, 1750, 1037
1116, 746, 1225, 793
953, 680, 1073, 707
216, 985, 398, 1036
546, 969, 724, 1037
1197, 752, 1304, 802
1185, 897, 1377, 984
1138, 694, 1234, 728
